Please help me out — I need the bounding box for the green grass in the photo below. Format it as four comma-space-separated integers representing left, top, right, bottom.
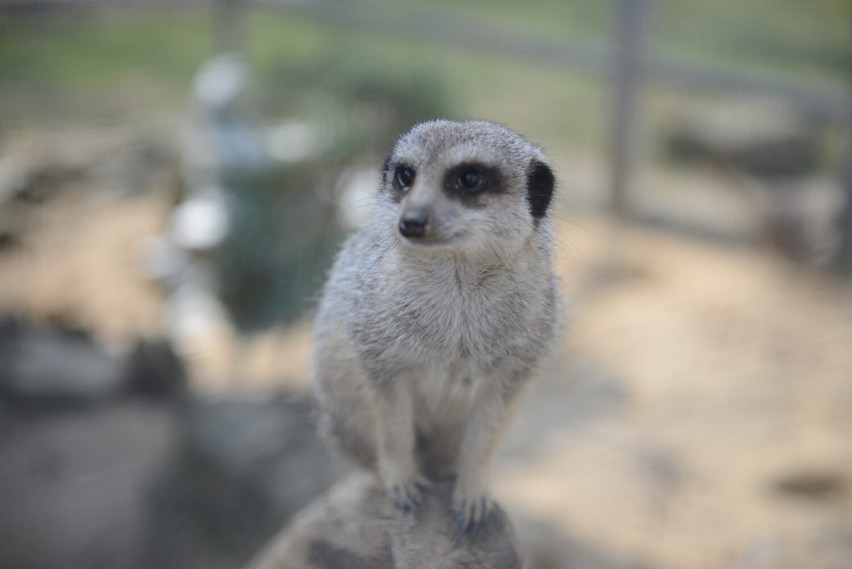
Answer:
0, 1, 848, 143
0, 11, 209, 90
366, 0, 850, 82
653, 0, 850, 84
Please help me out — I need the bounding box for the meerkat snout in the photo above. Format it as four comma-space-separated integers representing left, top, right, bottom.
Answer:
398, 206, 431, 239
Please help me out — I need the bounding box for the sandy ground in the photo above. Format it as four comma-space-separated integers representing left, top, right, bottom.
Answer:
499, 217, 852, 569
1, 188, 851, 569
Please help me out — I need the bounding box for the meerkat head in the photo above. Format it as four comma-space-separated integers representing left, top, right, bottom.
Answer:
377, 120, 555, 257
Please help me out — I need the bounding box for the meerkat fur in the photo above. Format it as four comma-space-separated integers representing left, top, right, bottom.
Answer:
312, 120, 561, 535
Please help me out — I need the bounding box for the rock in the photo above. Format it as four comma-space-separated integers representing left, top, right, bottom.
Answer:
0, 320, 189, 404
145, 392, 344, 569
0, 126, 178, 254
0, 319, 124, 403
180, 392, 341, 516
666, 100, 822, 180
772, 468, 847, 502
0, 400, 179, 569
0, 127, 178, 203
245, 472, 521, 569
746, 177, 845, 266
122, 337, 188, 399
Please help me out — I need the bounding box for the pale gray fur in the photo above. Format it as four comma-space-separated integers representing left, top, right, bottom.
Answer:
312, 120, 561, 533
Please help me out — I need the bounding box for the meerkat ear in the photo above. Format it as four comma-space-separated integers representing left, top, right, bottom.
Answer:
526, 160, 555, 220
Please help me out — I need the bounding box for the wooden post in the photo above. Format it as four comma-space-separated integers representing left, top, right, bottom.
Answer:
214, 0, 246, 54
610, 0, 650, 219
837, 18, 852, 276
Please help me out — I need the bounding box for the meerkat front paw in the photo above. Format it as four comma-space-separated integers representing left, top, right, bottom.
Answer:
387, 473, 432, 516
379, 453, 431, 515
453, 490, 493, 539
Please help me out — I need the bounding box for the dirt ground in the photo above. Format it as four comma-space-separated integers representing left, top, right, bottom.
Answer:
500, 216, 852, 569
2, 188, 851, 569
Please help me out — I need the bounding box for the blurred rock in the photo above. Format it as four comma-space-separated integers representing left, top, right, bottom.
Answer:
146, 392, 344, 569
664, 100, 846, 266
743, 177, 845, 266
0, 316, 191, 404
666, 100, 822, 180
0, 317, 124, 403
772, 468, 847, 502
123, 337, 188, 399
246, 472, 521, 569
0, 314, 344, 568
0, 126, 179, 253
0, 400, 179, 569
0, 343, 342, 569
0, 128, 177, 201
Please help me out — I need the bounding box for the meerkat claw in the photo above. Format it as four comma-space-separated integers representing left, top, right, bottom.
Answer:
453, 494, 493, 541
389, 476, 432, 516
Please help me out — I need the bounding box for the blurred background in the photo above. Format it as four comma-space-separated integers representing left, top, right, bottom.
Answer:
1, 0, 851, 568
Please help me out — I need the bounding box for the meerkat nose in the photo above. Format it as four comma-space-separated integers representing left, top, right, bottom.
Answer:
399, 207, 431, 239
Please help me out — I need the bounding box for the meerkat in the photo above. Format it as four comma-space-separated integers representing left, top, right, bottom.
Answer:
312, 120, 560, 535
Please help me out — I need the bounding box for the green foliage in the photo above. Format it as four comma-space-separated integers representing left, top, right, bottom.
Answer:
653, 0, 851, 82
0, 1, 847, 142
0, 12, 209, 90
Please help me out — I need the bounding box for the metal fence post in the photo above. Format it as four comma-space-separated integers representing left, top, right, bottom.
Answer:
215, 0, 246, 54
838, 17, 852, 276
610, 0, 650, 219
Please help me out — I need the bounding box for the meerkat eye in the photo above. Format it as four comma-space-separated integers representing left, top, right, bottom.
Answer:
394, 166, 415, 190
457, 170, 486, 193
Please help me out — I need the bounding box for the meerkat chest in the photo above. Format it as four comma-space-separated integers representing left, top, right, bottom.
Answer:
374, 259, 538, 367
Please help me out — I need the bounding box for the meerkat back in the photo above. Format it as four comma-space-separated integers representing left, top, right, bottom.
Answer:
313, 120, 560, 536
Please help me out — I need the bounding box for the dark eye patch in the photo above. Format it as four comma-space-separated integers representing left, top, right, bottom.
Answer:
443, 163, 501, 201
394, 165, 416, 190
